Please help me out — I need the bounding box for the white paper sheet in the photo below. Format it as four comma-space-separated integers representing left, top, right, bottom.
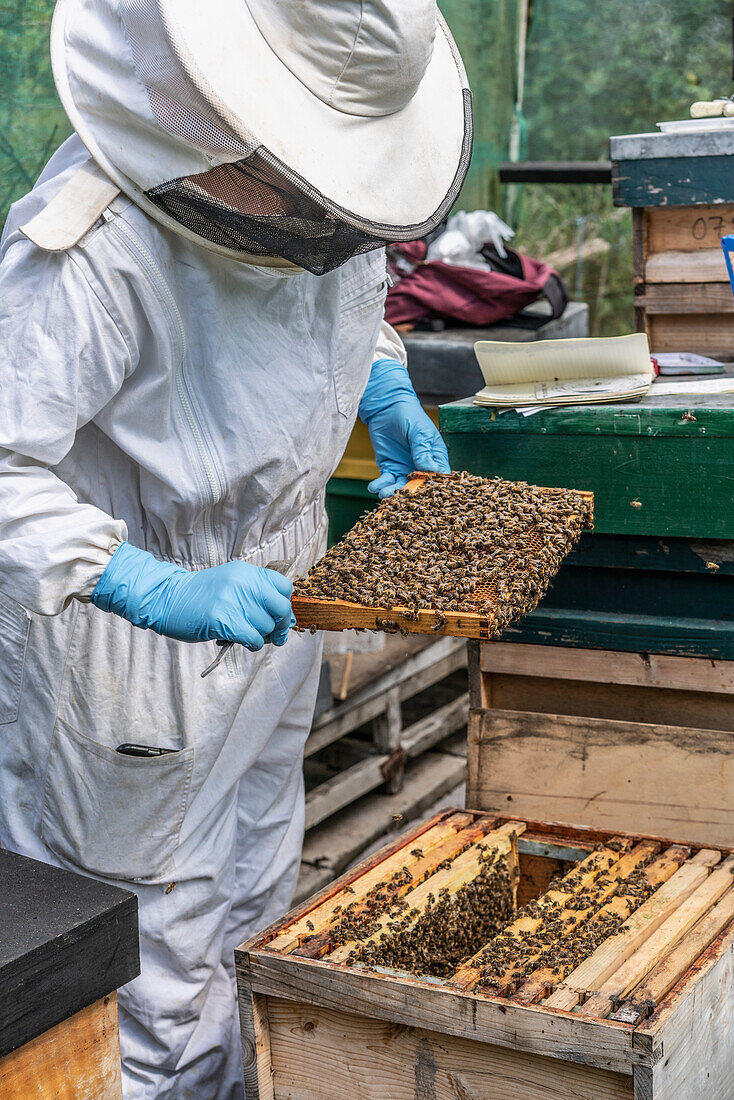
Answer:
473, 333, 653, 406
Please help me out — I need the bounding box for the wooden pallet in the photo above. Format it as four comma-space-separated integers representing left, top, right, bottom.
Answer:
293, 474, 594, 639
237, 813, 734, 1099
305, 635, 468, 828
296, 736, 467, 905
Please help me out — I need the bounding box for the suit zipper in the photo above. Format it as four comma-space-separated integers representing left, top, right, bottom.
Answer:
113, 218, 223, 572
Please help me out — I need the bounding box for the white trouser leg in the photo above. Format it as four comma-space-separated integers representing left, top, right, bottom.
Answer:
119, 631, 322, 1099
222, 631, 323, 1091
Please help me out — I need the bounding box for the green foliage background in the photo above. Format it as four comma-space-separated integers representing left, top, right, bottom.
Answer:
0, 1, 71, 225
0, 0, 732, 336
513, 0, 732, 335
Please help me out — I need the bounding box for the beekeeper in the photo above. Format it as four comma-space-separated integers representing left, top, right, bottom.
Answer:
0, 0, 471, 1095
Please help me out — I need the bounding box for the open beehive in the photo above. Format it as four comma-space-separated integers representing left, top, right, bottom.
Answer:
292, 472, 594, 639
237, 811, 734, 1098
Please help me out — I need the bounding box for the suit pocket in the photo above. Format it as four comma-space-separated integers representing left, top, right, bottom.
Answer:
0, 595, 30, 725
42, 717, 194, 881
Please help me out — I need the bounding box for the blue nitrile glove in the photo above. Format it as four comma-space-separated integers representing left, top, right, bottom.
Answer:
91, 542, 296, 649
358, 358, 451, 498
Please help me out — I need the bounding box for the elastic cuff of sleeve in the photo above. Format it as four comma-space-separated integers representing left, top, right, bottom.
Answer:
358, 358, 419, 424
91, 541, 178, 626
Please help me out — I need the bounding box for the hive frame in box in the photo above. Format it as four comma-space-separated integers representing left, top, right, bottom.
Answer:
236, 811, 734, 1099
292, 473, 594, 640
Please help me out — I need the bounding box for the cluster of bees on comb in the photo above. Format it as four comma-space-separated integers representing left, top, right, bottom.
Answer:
300, 835, 663, 989
294, 471, 593, 633
472, 847, 659, 993
350, 847, 516, 978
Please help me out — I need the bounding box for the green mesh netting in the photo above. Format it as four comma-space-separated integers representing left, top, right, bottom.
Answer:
441, 0, 520, 213
1, 1, 732, 235
513, 0, 733, 338
0, 1, 71, 229
524, 0, 732, 160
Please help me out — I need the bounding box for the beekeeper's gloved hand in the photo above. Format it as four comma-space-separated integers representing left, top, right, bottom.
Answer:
359, 358, 451, 498
91, 542, 295, 649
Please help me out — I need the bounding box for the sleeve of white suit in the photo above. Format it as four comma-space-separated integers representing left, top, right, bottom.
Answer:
0, 239, 132, 615
373, 317, 407, 367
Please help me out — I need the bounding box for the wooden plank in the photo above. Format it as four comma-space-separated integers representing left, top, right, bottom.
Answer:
449, 840, 641, 994
0, 994, 121, 1100
307, 636, 466, 756
501, 610, 734, 666
468, 639, 489, 709
637, 926, 734, 1098
401, 691, 469, 757
236, 986, 274, 1100
645, 248, 726, 283
613, 155, 734, 208
648, 313, 734, 356
266, 998, 634, 1100
543, 850, 722, 1013
478, 643, 734, 695
327, 823, 524, 964
305, 753, 391, 830
632, 208, 647, 282
294, 596, 497, 640
498, 160, 613, 184
516, 845, 690, 1006
372, 686, 403, 794
637, 282, 734, 314
483, 673, 734, 734
238, 949, 647, 1074
295, 814, 497, 959
579, 854, 734, 1018
269, 811, 471, 953
614, 888, 734, 1025
467, 708, 734, 847
645, 204, 734, 254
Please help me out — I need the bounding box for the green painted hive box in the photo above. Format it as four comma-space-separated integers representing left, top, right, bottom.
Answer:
439, 388, 734, 658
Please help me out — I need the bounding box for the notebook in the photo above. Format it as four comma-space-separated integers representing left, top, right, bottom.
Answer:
473, 333, 654, 408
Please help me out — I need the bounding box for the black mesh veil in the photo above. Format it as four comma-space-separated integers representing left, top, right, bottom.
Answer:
146, 90, 473, 275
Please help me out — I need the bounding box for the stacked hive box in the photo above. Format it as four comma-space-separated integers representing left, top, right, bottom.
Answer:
611, 128, 734, 358
236, 810, 734, 1098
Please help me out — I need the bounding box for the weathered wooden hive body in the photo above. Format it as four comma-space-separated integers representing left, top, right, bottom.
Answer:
237, 811, 734, 1099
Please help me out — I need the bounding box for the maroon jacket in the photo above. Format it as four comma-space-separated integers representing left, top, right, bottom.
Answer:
385, 241, 567, 328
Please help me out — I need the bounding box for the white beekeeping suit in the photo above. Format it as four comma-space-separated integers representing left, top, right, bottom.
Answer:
0, 1, 471, 1096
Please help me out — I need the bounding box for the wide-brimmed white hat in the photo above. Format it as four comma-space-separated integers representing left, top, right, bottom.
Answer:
50, 0, 472, 273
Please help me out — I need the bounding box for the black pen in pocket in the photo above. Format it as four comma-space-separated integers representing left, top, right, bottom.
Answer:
116, 743, 178, 757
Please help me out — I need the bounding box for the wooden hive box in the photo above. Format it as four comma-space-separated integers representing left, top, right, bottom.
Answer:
611, 128, 734, 360
236, 811, 734, 1099
631, 202, 734, 359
